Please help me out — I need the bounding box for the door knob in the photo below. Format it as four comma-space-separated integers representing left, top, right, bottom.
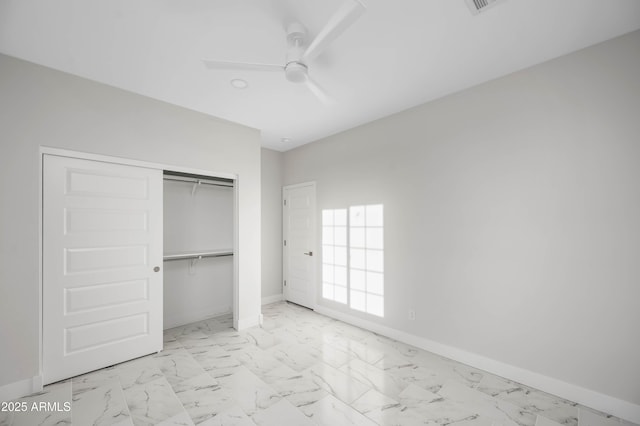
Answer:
304, 251, 313, 256
153, 266, 160, 272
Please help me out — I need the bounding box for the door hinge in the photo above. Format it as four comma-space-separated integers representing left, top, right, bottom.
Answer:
284, 240, 287, 247
284, 280, 287, 286
284, 199, 287, 206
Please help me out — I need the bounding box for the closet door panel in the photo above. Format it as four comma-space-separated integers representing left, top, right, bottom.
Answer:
43, 155, 163, 385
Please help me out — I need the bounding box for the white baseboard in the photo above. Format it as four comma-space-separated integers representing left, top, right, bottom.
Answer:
261, 293, 283, 305
0, 376, 43, 402
314, 305, 640, 425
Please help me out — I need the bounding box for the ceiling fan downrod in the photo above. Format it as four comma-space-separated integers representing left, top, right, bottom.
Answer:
285, 22, 309, 84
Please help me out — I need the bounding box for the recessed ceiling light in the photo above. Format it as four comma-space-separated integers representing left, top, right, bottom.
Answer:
281, 138, 291, 143
230, 78, 248, 89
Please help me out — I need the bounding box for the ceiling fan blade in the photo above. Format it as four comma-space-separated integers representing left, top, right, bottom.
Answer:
202, 59, 283, 72
305, 77, 334, 105
301, 0, 365, 62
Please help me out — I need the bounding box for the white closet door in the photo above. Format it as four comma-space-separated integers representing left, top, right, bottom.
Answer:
43, 155, 163, 384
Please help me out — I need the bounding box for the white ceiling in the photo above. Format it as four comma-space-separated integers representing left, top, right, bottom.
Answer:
1, 0, 639, 151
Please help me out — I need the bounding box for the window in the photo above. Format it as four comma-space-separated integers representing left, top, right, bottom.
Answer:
321, 204, 384, 317
349, 205, 384, 317
322, 209, 348, 304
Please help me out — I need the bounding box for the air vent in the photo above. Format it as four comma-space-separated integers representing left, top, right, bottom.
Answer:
465, 0, 506, 15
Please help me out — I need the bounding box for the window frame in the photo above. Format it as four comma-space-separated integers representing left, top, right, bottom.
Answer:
321, 204, 384, 317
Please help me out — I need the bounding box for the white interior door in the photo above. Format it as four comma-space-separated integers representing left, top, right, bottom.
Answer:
43, 155, 163, 384
283, 182, 316, 309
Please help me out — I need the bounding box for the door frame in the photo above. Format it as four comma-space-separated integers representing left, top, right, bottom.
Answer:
282, 181, 317, 310
38, 147, 239, 389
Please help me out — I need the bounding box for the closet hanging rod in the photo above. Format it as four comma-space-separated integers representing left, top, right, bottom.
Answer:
163, 177, 234, 188
163, 249, 234, 262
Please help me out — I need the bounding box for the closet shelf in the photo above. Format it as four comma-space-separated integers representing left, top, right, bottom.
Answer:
163, 249, 234, 262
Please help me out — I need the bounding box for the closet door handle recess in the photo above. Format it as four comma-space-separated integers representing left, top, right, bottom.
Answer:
153, 266, 160, 272
304, 252, 313, 256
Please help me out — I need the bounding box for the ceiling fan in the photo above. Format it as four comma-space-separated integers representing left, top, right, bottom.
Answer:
202, 0, 366, 104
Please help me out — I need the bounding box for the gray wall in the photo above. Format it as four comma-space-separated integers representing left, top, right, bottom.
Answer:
283, 30, 640, 405
261, 148, 284, 301
0, 54, 262, 390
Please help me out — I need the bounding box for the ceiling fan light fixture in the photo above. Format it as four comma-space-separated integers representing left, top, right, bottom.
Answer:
285, 62, 308, 83
230, 78, 248, 89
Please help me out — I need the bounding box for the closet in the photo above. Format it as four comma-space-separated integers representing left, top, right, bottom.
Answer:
163, 171, 235, 330
42, 153, 237, 385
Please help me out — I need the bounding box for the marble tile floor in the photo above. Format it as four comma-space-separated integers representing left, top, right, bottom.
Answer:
1, 302, 636, 426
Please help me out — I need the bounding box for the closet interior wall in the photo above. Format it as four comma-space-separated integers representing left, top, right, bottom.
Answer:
163, 173, 234, 329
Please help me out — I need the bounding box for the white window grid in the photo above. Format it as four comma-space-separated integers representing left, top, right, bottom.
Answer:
349, 205, 384, 317
321, 205, 384, 317
322, 209, 348, 304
